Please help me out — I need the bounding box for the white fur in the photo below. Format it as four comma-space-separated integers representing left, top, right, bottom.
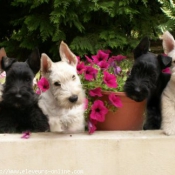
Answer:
38, 41, 85, 133
162, 31, 175, 69
161, 31, 175, 135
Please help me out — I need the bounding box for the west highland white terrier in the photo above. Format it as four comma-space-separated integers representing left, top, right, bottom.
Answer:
39, 41, 85, 133
161, 31, 175, 135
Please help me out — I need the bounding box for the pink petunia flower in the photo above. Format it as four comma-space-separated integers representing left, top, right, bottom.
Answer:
76, 56, 81, 62
97, 61, 109, 69
85, 55, 93, 63
102, 49, 111, 54
21, 131, 30, 139
36, 88, 41, 95
77, 62, 86, 74
103, 71, 117, 88
84, 98, 89, 110
108, 57, 115, 65
114, 66, 121, 75
90, 100, 108, 122
110, 55, 126, 62
84, 66, 98, 81
109, 93, 123, 108
162, 67, 171, 74
110, 60, 116, 68
92, 50, 109, 64
37, 77, 50, 92
88, 119, 97, 134
0, 71, 6, 78
89, 87, 102, 97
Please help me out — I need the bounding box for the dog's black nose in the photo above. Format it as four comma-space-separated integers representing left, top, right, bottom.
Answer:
15, 94, 22, 98
69, 95, 78, 103
135, 87, 141, 93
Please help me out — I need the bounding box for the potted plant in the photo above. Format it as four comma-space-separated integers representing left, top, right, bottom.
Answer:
76, 50, 146, 134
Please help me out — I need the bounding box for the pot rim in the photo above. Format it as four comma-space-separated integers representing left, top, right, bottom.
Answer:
101, 91, 126, 96
101, 91, 147, 103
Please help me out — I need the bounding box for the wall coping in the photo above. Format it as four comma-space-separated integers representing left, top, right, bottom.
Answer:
0, 130, 175, 175
0, 130, 173, 141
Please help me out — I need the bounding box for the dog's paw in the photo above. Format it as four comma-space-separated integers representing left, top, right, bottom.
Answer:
50, 124, 63, 132
162, 119, 175, 136
163, 127, 175, 136
49, 117, 63, 132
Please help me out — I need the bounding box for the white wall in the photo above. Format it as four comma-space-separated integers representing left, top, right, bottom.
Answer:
0, 131, 174, 175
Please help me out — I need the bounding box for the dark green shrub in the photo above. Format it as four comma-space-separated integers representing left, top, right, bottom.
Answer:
0, 0, 167, 60
158, 0, 175, 35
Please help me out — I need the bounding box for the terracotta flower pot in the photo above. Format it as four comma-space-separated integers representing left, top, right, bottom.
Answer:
96, 92, 146, 130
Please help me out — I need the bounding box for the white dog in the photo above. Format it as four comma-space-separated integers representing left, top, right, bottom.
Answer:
38, 41, 85, 133
161, 31, 175, 135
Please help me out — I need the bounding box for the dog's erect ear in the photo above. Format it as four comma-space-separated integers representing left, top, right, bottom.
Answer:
0, 48, 7, 71
40, 53, 52, 75
0, 48, 6, 61
26, 48, 40, 74
162, 31, 175, 54
133, 37, 150, 59
157, 54, 172, 69
59, 41, 78, 67
1, 57, 16, 71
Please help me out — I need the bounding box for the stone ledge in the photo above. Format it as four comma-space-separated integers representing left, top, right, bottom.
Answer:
0, 131, 175, 175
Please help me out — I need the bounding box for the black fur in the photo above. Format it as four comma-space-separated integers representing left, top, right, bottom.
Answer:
124, 37, 172, 130
0, 49, 49, 133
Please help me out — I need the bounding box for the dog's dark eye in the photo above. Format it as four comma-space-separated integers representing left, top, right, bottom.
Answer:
26, 78, 31, 82
54, 82, 61, 86
173, 60, 175, 63
72, 75, 76, 80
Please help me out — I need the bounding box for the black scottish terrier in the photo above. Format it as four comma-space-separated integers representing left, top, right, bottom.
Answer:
0, 48, 49, 133
124, 37, 172, 130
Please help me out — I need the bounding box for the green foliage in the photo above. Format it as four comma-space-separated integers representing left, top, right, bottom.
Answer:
158, 0, 175, 32
0, 0, 167, 60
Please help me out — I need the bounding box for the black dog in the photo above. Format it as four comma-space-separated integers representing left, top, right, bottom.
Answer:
0, 48, 49, 133
124, 37, 172, 130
